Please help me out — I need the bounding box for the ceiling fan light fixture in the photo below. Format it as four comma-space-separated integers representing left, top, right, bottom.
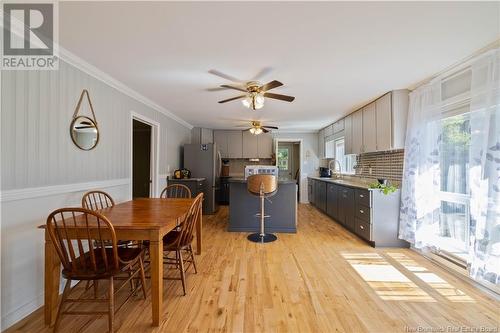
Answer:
249, 126, 263, 135
242, 93, 265, 110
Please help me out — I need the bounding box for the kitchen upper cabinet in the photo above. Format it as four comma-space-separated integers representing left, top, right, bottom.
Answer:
226, 131, 243, 158
191, 127, 213, 144
318, 129, 325, 158
351, 110, 363, 155
324, 125, 334, 137
333, 119, 344, 133
362, 103, 377, 153
257, 133, 273, 158
375, 92, 392, 151
344, 114, 353, 155
242, 131, 258, 158
213, 130, 228, 157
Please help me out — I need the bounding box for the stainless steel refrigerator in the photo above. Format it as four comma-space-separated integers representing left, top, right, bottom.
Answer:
183, 143, 221, 214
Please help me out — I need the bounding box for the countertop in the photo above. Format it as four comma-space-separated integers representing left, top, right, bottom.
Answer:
308, 176, 374, 190
229, 178, 297, 185
167, 177, 206, 182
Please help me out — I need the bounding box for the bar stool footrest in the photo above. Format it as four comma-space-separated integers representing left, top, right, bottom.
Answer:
247, 233, 278, 243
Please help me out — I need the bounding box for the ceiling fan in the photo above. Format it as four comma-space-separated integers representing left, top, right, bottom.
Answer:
244, 121, 278, 135
208, 69, 295, 110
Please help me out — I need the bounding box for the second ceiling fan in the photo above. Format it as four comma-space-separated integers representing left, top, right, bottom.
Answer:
210, 69, 295, 110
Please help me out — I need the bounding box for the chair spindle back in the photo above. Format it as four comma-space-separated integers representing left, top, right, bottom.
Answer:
46, 208, 119, 275
160, 184, 192, 199
82, 190, 115, 211
172, 193, 203, 248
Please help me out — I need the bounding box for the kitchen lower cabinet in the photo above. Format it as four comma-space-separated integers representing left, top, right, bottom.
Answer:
315, 180, 327, 212
326, 183, 338, 220
307, 177, 408, 248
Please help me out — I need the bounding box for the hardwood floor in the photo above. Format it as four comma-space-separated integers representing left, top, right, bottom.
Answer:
7, 204, 499, 333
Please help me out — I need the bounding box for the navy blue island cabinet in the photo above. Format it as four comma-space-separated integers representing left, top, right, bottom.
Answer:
227, 178, 297, 233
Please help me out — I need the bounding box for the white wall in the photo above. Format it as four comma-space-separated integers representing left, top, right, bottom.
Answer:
272, 132, 319, 203
0, 59, 191, 329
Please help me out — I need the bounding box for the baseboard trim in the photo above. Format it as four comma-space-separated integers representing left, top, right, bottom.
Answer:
0, 178, 130, 202
1, 292, 44, 331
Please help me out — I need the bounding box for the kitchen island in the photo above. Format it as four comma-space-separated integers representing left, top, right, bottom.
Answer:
228, 178, 297, 233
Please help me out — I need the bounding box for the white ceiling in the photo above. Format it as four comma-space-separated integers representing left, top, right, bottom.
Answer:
59, 2, 499, 131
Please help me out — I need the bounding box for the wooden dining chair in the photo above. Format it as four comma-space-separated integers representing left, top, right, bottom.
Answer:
46, 207, 147, 333
162, 193, 203, 295
160, 184, 192, 199
82, 190, 132, 247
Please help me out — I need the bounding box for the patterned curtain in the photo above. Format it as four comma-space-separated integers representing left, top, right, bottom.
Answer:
399, 49, 500, 287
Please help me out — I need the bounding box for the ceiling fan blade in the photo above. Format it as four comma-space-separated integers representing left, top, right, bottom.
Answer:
252, 67, 273, 80
263, 125, 279, 130
208, 69, 242, 83
263, 92, 295, 102
206, 87, 230, 92
218, 95, 246, 103
260, 80, 283, 92
220, 84, 247, 93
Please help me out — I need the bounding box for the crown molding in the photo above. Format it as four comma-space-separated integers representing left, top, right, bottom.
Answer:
58, 47, 193, 129
0, 178, 130, 202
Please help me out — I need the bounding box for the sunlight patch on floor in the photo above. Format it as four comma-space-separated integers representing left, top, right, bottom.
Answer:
341, 252, 435, 302
386, 252, 475, 303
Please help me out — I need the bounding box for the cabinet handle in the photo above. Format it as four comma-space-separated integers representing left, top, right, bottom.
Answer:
360, 225, 364, 230
359, 194, 364, 198
359, 209, 364, 214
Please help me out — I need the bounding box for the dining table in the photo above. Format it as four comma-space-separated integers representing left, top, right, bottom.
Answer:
39, 197, 202, 327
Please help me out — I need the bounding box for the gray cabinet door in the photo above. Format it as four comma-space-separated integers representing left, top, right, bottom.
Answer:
309, 179, 316, 205
318, 129, 325, 158
326, 183, 338, 220
213, 130, 228, 158
362, 103, 377, 153
344, 115, 353, 155
375, 92, 392, 151
257, 133, 273, 158
242, 131, 258, 158
315, 181, 327, 212
351, 110, 363, 154
333, 119, 344, 133
227, 131, 243, 158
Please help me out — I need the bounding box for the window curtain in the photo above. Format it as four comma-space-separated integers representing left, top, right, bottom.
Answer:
399, 49, 500, 286
468, 50, 500, 285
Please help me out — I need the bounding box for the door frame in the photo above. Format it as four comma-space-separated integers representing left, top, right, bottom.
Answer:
274, 138, 304, 202
130, 112, 160, 198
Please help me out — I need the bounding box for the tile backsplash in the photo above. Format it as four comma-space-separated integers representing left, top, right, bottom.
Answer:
354, 149, 404, 181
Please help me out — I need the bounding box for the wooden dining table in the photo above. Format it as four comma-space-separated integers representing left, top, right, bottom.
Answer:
40, 197, 202, 327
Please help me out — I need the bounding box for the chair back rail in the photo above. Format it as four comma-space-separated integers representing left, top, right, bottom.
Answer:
160, 184, 192, 199
82, 190, 115, 210
171, 193, 203, 248
46, 207, 119, 276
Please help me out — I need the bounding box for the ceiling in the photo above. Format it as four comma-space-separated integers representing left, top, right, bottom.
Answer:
59, 2, 499, 131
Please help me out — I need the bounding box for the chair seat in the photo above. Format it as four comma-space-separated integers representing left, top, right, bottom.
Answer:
162, 230, 193, 251
62, 247, 143, 280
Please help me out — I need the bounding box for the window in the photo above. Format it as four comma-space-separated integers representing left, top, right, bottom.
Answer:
332, 138, 355, 174
277, 148, 289, 171
437, 112, 471, 260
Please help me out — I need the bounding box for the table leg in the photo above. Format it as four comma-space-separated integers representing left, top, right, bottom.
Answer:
196, 204, 202, 255
44, 233, 61, 326
149, 234, 163, 326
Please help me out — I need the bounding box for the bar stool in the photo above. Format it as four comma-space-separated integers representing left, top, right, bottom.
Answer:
247, 174, 278, 243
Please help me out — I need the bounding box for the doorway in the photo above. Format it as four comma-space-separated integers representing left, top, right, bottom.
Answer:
132, 119, 152, 198
276, 140, 301, 202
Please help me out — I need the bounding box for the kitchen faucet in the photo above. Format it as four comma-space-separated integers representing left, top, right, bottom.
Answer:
328, 159, 342, 179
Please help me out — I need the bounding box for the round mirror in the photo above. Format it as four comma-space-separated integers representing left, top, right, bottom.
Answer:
70, 116, 99, 150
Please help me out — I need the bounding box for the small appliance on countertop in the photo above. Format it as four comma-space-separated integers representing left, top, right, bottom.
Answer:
319, 167, 331, 178
244, 165, 279, 179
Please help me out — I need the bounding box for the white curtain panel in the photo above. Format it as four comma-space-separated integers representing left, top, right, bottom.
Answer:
468, 50, 500, 284
399, 49, 500, 286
